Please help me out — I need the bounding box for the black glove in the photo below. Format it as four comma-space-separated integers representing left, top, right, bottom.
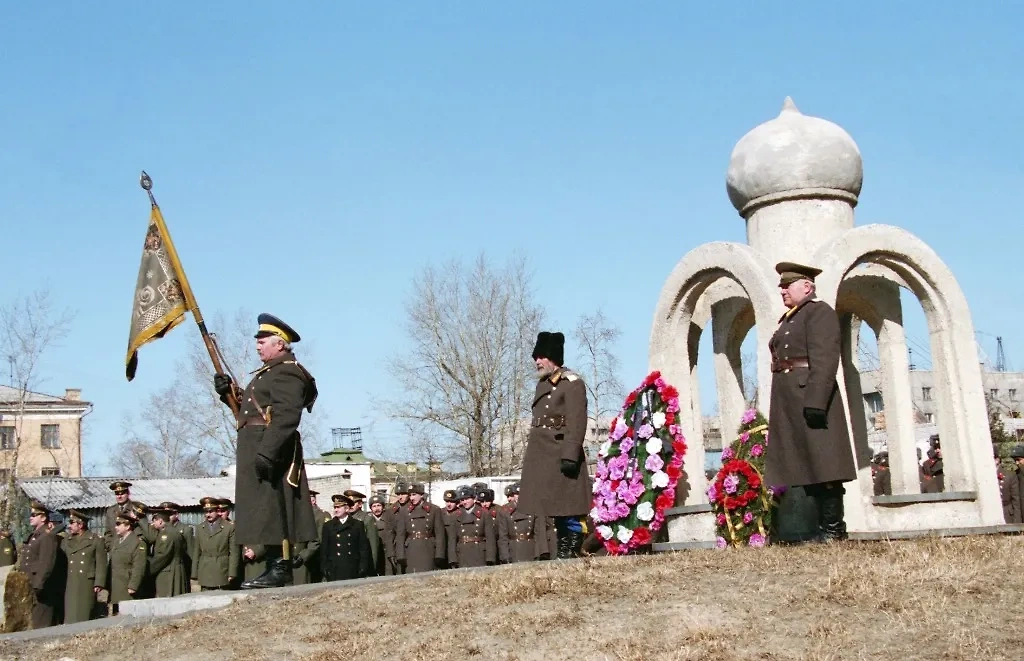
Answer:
213, 373, 234, 397
803, 407, 828, 429
560, 459, 579, 478
254, 453, 274, 481
292, 556, 304, 568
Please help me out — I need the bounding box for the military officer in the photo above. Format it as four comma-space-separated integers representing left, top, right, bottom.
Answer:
517, 331, 591, 558
497, 483, 546, 563
394, 483, 446, 572
191, 497, 238, 590
477, 488, 499, 520
921, 435, 944, 493
148, 509, 188, 598
366, 494, 388, 576
996, 450, 1021, 524
22, 502, 61, 628
60, 510, 107, 624
448, 485, 496, 568
108, 513, 148, 615
103, 481, 146, 549
320, 494, 371, 581
440, 488, 459, 567
381, 483, 409, 575
213, 313, 318, 589
345, 490, 381, 573
159, 501, 193, 590
764, 262, 857, 542
1012, 445, 1024, 518
872, 452, 892, 497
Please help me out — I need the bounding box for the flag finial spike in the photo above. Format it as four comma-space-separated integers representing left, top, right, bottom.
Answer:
140, 171, 153, 191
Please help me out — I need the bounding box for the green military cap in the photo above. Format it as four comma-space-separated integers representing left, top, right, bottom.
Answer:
775, 262, 822, 287
343, 489, 366, 501
109, 481, 132, 494
157, 501, 180, 512
332, 494, 354, 508
67, 509, 89, 524
199, 496, 219, 511
114, 512, 136, 527
215, 498, 233, 510
29, 501, 49, 518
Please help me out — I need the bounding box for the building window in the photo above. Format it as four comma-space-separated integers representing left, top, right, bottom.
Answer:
863, 392, 884, 413
1010, 389, 1018, 401
40, 467, 61, 477
0, 468, 9, 482
40, 424, 60, 449
990, 389, 999, 400
921, 387, 932, 401
0, 427, 13, 450
924, 413, 934, 423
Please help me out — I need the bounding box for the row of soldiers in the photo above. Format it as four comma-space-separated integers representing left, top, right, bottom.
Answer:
869, 439, 1024, 524
17, 476, 598, 629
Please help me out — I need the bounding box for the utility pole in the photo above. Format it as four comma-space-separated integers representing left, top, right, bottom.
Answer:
995, 336, 1006, 372
908, 347, 915, 371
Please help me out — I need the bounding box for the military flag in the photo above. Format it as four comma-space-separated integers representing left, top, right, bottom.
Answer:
125, 173, 197, 381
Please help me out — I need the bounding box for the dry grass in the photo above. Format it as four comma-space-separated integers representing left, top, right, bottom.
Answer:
3, 536, 1024, 661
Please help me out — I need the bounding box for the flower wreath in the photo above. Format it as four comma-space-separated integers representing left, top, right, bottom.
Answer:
708, 408, 779, 549
591, 371, 687, 555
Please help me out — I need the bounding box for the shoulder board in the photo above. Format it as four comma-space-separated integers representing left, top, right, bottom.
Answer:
282, 360, 315, 380
137, 543, 147, 550
249, 363, 273, 376
564, 372, 579, 382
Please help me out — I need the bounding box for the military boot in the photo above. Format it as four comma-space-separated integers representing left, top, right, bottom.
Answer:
816, 484, 848, 543
240, 546, 293, 589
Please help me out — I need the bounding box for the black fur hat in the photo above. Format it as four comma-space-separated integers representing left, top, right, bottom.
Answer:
532, 331, 564, 366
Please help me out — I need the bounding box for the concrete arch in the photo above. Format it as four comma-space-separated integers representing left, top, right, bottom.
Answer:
649, 242, 780, 507
814, 224, 1001, 525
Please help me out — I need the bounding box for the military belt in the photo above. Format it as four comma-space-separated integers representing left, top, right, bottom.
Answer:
459, 536, 483, 544
531, 414, 565, 428
408, 532, 434, 540
771, 357, 809, 373
238, 417, 268, 429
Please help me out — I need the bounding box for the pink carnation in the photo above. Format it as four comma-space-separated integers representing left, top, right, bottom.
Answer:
739, 432, 750, 444
742, 409, 757, 424
751, 444, 764, 457
645, 453, 664, 472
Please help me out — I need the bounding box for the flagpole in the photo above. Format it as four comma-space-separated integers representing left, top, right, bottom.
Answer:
140, 171, 241, 421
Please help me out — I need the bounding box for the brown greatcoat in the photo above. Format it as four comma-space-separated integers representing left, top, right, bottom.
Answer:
496, 503, 547, 563
22, 525, 61, 628
448, 504, 496, 568
764, 298, 856, 488
232, 351, 318, 546
999, 468, 1021, 524
108, 531, 148, 606
381, 503, 402, 575
517, 368, 591, 517
150, 527, 188, 598
368, 513, 388, 576
394, 501, 445, 572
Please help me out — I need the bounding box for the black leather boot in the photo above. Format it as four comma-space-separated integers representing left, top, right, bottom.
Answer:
240, 546, 293, 589
817, 484, 848, 543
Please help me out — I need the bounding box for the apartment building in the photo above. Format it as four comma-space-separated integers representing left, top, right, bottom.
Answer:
0, 385, 91, 479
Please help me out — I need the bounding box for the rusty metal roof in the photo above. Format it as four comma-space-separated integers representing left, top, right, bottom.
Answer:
18, 477, 236, 510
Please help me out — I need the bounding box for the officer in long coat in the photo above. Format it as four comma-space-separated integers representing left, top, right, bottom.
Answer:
764, 263, 857, 542
344, 489, 381, 571
159, 502, 193, 591
367, 494, 388, 576
497, 483, 547, 563
214, 313, 318, 589
394, 483, 446, 572
61, 510, 107, 624
448, 486, 496, 568
148, 510, 188, 598
191, 497, 239, 590
381, 483, 409, 575
108, 513, 148, 614
996, 450, 1021, 524
22, 502, 61, 628
103, 482, 146, 549
320, 495, 372, 581
517, 331, 591, 558
871, 452, 892, 497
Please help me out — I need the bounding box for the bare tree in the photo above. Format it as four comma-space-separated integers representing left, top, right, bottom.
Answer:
741, 348, 758, 406
573, 309, 624, 445
121, 308, 329, 476
113, 381, 212, 478
0, 289, 75, 529
382, 253, 545, 476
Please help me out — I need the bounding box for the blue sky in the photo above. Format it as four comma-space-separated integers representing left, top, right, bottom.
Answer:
2, 3, 1021, 474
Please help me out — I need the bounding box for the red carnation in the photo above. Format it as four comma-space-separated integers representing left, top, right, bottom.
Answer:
666, 412, 675, 425
656, 493, 674, 510
672, 440, 686, 455
744, 489, 756, 501
666, 464, 682, 481
610, 480, 621, 492
625, 392, 637, 407
632, 526, 651, 545
662, 385, 679, 399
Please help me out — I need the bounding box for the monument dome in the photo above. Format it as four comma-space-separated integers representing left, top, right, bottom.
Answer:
726, 97, 863, 216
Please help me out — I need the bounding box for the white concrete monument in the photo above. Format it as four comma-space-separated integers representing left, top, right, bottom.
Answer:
649, 98, 1005, 547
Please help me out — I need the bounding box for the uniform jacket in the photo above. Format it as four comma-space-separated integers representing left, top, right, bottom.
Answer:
150, 527, 188, 598
497, 503, 546, 563
764, 298, 857, 488
61, 531, 107, 624
108, 531, 147, 605
517, 367, 592, 517
999, 468, 1021, 524
394, 501, 445, 572
232, 351, 318, 546
448, 504, 496, 568
294, 506, 331, 584
320, 516, 371, 581
872, 467, 892, 497
191, 519, 239, 587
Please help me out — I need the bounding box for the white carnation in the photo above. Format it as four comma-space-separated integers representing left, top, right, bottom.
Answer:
592, 479, 602, 494
590, 506, 602, 522
616, 526, 633, 543
651, 470, 669, 488
597, 525, 614, 540
636, 502, 655, 522
652, 412, 667, 429
598, 440, 611, 457
645, 437, 663, 455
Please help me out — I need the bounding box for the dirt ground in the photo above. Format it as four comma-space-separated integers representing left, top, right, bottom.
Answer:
3, 535, 1023, 661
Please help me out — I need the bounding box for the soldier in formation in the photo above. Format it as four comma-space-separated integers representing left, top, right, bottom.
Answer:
320, 494, 371, 581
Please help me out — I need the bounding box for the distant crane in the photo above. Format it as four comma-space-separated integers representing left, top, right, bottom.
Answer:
996, 336, 1006, 372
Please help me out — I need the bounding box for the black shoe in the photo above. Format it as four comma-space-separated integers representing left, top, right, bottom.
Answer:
239, 557, 293, 590
817, 488, 848, 543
